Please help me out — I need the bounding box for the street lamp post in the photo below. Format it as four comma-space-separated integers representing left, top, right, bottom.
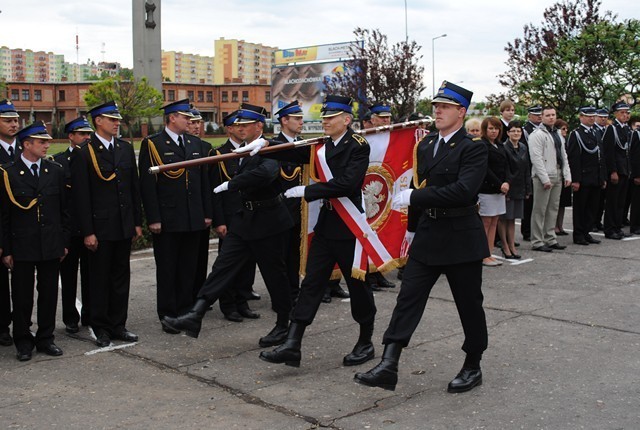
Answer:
432, 34, 447, 97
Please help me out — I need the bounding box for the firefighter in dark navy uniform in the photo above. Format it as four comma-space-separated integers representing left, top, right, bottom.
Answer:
1, 121, 69, 361
355, 81, 489, 393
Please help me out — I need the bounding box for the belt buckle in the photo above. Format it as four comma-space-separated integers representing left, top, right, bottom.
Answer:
245, 201, 253, 210
427, 208, 436, 219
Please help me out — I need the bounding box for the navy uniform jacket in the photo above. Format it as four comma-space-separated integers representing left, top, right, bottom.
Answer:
566, 126, 606, 188
0, 158, 69, 261
139, 130, 212, 232
408, 129, 489, 266
71, 134, 142, 241
221, 137, 293, 241
602, 121, 631, 176
210, 139, 246, 232
265, 128, 370, 241
53, 148, 81, 237
0, 142, 21, 165
272, 132, 304, 223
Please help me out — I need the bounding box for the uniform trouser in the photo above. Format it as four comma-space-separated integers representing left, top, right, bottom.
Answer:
604, 174, 629, 234
199, 231, 290, 325
383, 257, 487, 355
88, 238, 132, 336
11, 259, 60, 349
217, 236, 256, 315
153, 231, 201, 319
629, 180, 640, 232
521, 191, 534, 238
0, 265, 10, 333
291, 234, 376, 327
572, 185, 601, 241
59, 235, 90, 326
285, 223, 302, 302
531, 176, 562, 248
596, 189, 606, 227
193, 227, 211, 300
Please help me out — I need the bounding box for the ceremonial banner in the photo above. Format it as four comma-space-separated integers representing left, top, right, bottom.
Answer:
300, 126, 426, 278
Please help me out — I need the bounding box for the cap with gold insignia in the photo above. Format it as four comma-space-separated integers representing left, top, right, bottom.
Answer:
88, 101, 123, 120
596, 108, 609, 117
368, 102, 392, 117
527, 105, 543, 115
611, 101, 630, 112
15, 121, 52, 141
64, 116, 94, 134
0, 99, 19, 118
235, 103, 267, 124
578, 106, 596, 116
162, 98, 194, 117
432, 81, 473, 109
320, 95, 353, 118
223, 110, 239, 127
189, 107, 203, 121
275, 100, 304, 122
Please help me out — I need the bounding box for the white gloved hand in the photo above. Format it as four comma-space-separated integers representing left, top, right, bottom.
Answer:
392, 189, 413, 208
284, 186, 306, 199
213, 181, 229, 194
400, 231, 415, 258
233, 138, 268, 156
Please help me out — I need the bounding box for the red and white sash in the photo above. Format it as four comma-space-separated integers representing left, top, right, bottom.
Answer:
314, 143, 394, 280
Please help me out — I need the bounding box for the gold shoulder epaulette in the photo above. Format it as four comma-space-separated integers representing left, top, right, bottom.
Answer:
353, 134, 368, 145
47, 159, 63, 168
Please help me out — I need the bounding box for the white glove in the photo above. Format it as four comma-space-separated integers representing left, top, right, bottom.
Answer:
392, 189, 413, 208
400, 231, 415, 258
213, 181, 229, 194
233, 138, 268, 156
284, 186, 306, 199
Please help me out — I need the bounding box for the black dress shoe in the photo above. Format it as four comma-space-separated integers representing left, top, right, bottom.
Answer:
373, 272, 396, 288
259, 324, 289, 348
447, 368, 482, 393
162, 324, 181, 334
573, 238, 589, 245
604, 232, 622, 240
548, 243, 566, 250
631, 229, 640, 235
16, 348, 32, 362
556, 230, 569, 236
532, 245, 553, 252
224, 311, 244, 323
330, 285, 350, 299
514, 241, 520, 247
585, 235, 601, 244
237, 306, 260, 319
95, 332, 111, 347
248, 290, 261, 301
65, 323, 80, 334
37, 343, 63, 357
113, 329, 138, 342
0, 331, 13, 346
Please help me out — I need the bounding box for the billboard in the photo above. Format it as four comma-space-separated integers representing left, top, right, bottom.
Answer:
274, 41, 362, 65
271, 61, 360, 126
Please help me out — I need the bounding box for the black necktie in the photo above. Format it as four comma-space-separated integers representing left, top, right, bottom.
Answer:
433, 138, 444, 156
8, 146, 14, 160
108, 143, 114, 152
31, 164, 39, 178
178, 136, 184, 149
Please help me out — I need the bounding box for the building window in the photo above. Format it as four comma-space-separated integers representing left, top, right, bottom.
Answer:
22, 89, 30, 101
197, 91, 204, 102
34, 90, 42, 101
206, 91, 213, 102
232, 91, 238, 102
242, 91, 249, 102
168, 90, 175, 101
221, 91, 228, 102
11, 89, 19, 101
187, 90, 194, 101
265, 91, 271, 102
163, 90, 166, 101
58, 90, 65, 101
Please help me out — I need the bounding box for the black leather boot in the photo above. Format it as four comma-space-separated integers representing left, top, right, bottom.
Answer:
354, 343, 402, 391
161, 299, 209, 338
259, 323, 306, 367
343, 323, 375, 366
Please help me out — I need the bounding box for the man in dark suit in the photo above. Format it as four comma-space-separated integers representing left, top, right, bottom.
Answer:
71, 101, 143, 347
592, 108, 609, 231
0, 99, 21, 347
355, 81, 489, 393
249, 95, 378, 368
162, 104, 293, 347
520, 105, 543, 241
630, 128, 640, 234
54, 116, 94, 334
0, 121, 69, 361
211, 111, 260, 322
139, 99, 213, 333
566, 107, 606, 245
602, 101, 632, 239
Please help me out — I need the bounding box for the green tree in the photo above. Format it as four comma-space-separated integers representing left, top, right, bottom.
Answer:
415, 97, 432, 117
0, 79, 7, 99
325, 28, 425, 120
84, 77, 163, 139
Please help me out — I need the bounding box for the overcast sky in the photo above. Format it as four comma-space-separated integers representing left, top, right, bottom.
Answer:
0, 0, 634, 101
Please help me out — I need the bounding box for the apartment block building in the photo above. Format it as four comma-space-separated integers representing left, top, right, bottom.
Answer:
214, 38, 276, 85
162, 51, 215, 84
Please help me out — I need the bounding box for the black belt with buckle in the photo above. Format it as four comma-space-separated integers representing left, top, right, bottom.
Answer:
425, 204, 479, 219
243, 194, 284, 211
322, 199, 333, 210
